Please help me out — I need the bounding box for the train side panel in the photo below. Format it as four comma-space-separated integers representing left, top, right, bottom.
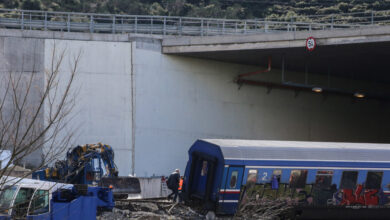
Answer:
184, 139, 390, 216
217, 166, 244, 214
238, 164, 390, 211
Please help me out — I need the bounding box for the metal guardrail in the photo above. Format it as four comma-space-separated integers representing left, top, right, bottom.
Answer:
0, 8, 389, 36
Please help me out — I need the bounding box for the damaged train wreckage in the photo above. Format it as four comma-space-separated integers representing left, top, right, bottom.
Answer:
181, 139, 390, 219
3, 140, 390, 219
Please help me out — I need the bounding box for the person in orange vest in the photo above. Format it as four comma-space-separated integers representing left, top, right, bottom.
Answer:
178, 177, 183, 191
177, 176, 184, 202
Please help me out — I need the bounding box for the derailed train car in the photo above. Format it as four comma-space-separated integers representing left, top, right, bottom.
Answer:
182, 139, 390, 218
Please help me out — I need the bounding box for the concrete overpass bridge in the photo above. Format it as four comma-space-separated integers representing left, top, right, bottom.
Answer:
162, 25, 390, 100
0, 9, 390, 176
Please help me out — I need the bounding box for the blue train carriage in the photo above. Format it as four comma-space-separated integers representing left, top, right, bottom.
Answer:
0, 177, 114, 219
182, 139, 390, 217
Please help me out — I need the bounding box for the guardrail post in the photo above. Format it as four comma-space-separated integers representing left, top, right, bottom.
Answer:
135, 16, 137, 33
163, 17, 166, 36
112, 15, 116, 34
371, 11, 374, 25
255, 20, 258, 32
21, 11, 24, 30
222, 20, 225, 35
207, 20, 209, 36
264, 21, 268, 33
150, 17, 153, 34
201, 19, 204, 36
67, 13, 70, 32
331, 15, 334, 30
179, 17, 182, 36
121, 17, 124, 33
235, 21, 237, 33
90, 15, 94, 33
44, 12, 47, 30
244, 21, 247, 34
29, 13, 32, 30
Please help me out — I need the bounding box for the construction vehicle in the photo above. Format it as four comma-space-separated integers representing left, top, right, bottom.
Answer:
32, 143, 141, 199
0, 177, 114, 220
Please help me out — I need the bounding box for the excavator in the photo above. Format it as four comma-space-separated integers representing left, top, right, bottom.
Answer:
32, 143, 141, 199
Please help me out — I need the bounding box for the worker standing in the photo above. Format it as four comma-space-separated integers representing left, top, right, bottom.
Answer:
167, 169, 180, 202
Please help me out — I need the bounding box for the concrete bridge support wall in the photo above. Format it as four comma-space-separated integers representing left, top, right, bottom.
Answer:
0, 36, 45, 167
0, 29, 389, 176
43, 39, 133, 175
133, 41, 390, 176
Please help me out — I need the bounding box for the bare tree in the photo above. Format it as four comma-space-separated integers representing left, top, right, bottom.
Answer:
0, 43, 80, 186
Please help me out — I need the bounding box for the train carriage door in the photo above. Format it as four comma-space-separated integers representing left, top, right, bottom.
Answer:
221, 166, 244, 213
188, 155, 217, 203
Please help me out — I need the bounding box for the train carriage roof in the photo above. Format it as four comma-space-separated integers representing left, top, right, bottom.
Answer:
196, 139, 390, 162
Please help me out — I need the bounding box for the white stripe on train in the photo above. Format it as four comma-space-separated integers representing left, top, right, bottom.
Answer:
224, 158, 390, 163
244, 165, 390, 170
220, 189, 240, 192
219, 200, 239, 203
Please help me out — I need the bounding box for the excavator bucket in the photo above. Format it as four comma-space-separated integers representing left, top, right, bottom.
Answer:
100, 176, 141, 199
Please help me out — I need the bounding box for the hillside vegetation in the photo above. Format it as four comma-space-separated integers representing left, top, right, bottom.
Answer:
1, 0, 390, 19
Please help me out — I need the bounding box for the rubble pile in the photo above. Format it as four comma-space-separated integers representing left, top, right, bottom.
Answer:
97, 200, 204, 220
234, 198, 294, 220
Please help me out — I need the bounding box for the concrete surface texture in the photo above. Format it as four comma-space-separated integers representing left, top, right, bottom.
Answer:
43, 39, 133, 175
162, 26, 390, 53
133, 41, 390, 176
0, 29, 390, 177
138, 177, 169, 198
0, 36, 45, 167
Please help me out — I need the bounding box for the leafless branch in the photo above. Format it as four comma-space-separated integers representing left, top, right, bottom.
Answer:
0, 41, 80, 189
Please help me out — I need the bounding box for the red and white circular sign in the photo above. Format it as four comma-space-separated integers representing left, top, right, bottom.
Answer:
306, 36, 316, 51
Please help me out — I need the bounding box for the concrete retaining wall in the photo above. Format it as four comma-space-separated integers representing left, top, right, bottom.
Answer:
0, 36, 45, 167
0, 29, 389, 178
43, 39, 133, 175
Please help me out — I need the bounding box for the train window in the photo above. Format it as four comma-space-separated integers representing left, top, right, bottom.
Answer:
271, 170, 281, 190
246, 169, 258, 183
289, 170, 308, 188
201, 161, 208, 176
315, 170, 333, 189
13, 187, 35, 218
272, 170, 282, 183
230, 171, 238, 188
366, 171, 383, 189
28, 190, 49, 215
340, 171, 358, 189
0, 185, 17, 214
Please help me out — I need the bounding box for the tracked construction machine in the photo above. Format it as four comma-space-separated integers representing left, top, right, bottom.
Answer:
32, 143, 140, 199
